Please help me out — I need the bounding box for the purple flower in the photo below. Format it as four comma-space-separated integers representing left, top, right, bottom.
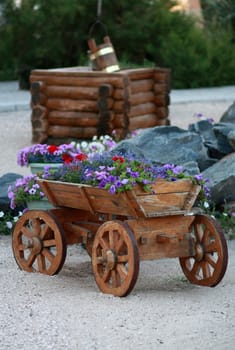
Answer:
194, 174, 203, 181
109, 185, 116, 194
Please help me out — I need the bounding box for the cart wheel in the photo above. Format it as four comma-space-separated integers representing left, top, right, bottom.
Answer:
92, 220, 139, 297
179, 214, 228, 287
12, 210, 66, 275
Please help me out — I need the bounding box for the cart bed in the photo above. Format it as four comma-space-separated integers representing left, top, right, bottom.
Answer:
38, 178, 201, 218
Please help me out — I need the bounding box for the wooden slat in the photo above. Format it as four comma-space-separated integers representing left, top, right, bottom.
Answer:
46, 85, 99, 100
48, 111, 99, 126
46, 98, 99, 112
48, 125, 97, 138
130, 79, 154, 94
129, 114, 158, 130
129, 102, 156, 118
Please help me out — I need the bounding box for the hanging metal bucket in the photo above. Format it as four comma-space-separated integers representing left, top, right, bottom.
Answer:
88, 20, 119, 73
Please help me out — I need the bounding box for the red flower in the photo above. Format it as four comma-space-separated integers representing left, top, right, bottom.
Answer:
75, 153, 88, 161
62, 154, 73, 164
112, 155, 125, 163
47, 145, 59, 154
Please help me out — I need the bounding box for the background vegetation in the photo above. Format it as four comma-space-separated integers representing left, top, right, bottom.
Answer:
0, 0, 235, 88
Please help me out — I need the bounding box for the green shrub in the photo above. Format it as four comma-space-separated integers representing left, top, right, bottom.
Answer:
0, 0, 234, 88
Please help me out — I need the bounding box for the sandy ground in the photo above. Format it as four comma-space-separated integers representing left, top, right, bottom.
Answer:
0, 100, 235, 350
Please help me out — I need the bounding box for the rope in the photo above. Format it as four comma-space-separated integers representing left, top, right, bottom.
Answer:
97, 0, 102, 19
89, 0, 106, 38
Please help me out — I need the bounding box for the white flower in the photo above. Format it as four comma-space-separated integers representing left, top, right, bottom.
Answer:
6, 221, 13, 229
81, 141, 88, 149
203, 201, 210, 209
0, 211, 4, 218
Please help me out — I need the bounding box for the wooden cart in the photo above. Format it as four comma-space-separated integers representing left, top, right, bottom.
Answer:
12, 178, 228, 297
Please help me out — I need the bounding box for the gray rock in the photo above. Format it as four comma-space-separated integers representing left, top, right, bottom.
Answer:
189, 120, 235, 159
114, 126, 210, 173
213, 123, 235, 155
0, 173, 22, 211
220, 102, 235, 123
202, 153, 235, 205
227, 130, 235, 151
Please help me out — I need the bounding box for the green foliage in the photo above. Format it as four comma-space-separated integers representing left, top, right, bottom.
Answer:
0, 209, 22, 235
0, 0, 235, 88
201, 0, 235, 31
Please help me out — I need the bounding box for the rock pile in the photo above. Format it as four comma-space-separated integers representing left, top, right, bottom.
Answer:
1, 103, 235, 211
114, 102, 235, 207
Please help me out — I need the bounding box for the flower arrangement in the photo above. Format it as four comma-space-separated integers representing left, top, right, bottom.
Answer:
17, 135, 117, 167
8, 174, 45, 209
41, 153, 209, 199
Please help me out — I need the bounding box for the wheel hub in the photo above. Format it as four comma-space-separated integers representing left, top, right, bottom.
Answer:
106, 250, 117, 270
195, 243, 204, 262
24, 237, 43, 255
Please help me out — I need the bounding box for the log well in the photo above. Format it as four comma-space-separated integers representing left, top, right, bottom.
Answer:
30, 66, 171, 143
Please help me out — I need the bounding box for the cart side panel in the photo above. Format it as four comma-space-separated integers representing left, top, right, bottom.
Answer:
127, 215, 196, 260
133, 180, 201, 217
39, 180, 140, 217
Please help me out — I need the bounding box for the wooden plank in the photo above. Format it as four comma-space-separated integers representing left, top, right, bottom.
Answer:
46, 85, 99, 100
30, 73, 125, 88
129, 102, 156, 118
130, 79, 154, 94
48, 111, 99, 126
48, 125, 97, 138
46, 98, 99, 112
129, 91, 155, 105
154, 82, 170, 94
129, 114, 158, 130
122, 68, 155, 80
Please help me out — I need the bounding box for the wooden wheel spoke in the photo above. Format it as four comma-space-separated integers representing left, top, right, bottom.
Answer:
26, 252, 37, 268
117, 263, 128, 280
21, 226, 33, 239
116, 236, 125, 253
102, 268, 111, 283
191, 260, 200, 277
111, 270, 121, 288
37, 254, 46, 273
194, 223, 204, 242
94, 256, 104, 265
109, 230, 115, 250
31, 218, 41, 236
117, 254, 129, 263
40, 224, 52, 240
18, 244, 27, 251
43, 239, 56, 248
42, 248, 55, 263
99, 237, 109, 250
201, 228, 211, 245
202, 261, 211, 279
204, 241, 217, 253
205, 254, 217, 269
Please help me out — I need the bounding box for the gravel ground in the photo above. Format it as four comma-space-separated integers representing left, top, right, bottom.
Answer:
0, 100, 235, 350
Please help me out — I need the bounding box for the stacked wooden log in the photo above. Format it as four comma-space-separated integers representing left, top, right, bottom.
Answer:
30, 66, 171, 143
